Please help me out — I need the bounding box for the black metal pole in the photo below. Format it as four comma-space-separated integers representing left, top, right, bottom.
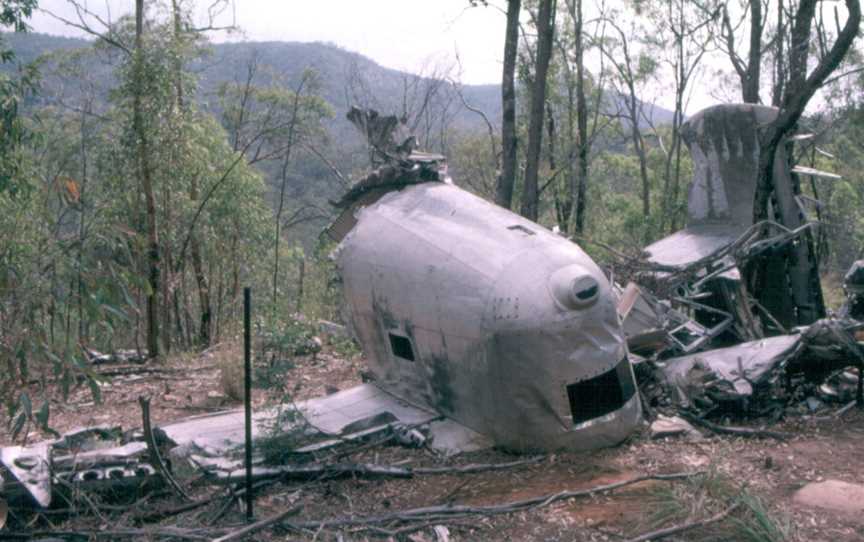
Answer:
243, 287, 253, 521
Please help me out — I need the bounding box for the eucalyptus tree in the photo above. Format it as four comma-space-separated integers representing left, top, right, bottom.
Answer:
596, 7, 656, 222
0, 0, 38, 194
639, 0, 719, 233
496, 0, 522, 210
520, 0, 557, 221
218, 63, 332, 315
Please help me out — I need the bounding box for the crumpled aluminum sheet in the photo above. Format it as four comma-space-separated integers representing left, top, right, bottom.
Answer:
660, 334, 803, 410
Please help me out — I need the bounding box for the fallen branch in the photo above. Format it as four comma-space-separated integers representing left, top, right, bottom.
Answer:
140, 396, 192, 501
835, 399, 859, 417
353, 520, 470, 538
678, 411, 789, 441
214, 456, 545, 484
0, 526, 214, 540
98, 365, 215, 378
810, 399, 861, 422
623, 502, 740, 542
134, 497, 215, 523
414, 456, 545, 475
211, 504, 302, 542
240, 471, 702, 537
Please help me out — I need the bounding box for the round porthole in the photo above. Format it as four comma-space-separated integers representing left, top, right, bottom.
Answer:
549, 265, 601, 310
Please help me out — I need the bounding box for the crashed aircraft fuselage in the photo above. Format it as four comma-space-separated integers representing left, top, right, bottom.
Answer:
333, 181, 641, 452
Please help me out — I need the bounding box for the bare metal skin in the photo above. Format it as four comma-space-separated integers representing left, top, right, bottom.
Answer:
334, 181, 641, 452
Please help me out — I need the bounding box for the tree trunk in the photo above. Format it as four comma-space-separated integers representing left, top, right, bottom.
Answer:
496, 0, 521, 210
628, 94, 650, 219
521, 0, 556, 221
772, 0, 785, 107
742, 0, 762, 103
273, 154, 291, 313
134, 0, 160, 358
295, 257, 305, 315
753, 0, 859, 325
170, 0, 212, 347
572, 0, 588, 235
272, 77, 309, 313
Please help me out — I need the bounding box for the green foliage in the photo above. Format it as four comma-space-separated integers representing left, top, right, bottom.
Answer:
0, 0, 38, 194
0, 6, 318, 438
258, 317, 316, 365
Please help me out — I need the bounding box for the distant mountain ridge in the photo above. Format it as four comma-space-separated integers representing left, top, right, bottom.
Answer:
1, 32, 502, 135
2, 32, 674, 134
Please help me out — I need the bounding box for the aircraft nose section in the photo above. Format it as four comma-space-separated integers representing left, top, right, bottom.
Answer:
548, 264, 601, 310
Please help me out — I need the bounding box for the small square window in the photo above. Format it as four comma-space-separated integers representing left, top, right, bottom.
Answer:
388, 333, 415, 361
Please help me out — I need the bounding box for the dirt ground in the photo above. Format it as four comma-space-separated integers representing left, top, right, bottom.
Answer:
2, 343, 864, 541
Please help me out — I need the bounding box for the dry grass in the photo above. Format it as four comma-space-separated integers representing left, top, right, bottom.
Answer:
643, 467, 791, 542
214, 342, 245, 401
822, 273, 847, 312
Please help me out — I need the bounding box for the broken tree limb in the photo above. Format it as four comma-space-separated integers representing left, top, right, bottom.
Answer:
623, 502, 740, 542
678, 411, 789, 440
413, 456, 545, 475
139, 396, 192, 501
215, 456, 545, 484
228, 471, 703, 538
211, 504, 302, 542
134, 496, 215, 523
0, 526, 214, 540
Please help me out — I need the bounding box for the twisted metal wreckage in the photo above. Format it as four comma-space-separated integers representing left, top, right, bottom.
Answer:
2, 104, 863, 511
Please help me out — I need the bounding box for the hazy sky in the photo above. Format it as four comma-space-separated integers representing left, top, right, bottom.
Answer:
30, 0, 509, 85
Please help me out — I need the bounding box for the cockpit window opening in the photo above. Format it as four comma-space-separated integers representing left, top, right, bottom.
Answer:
566, 358, 636, 424
388, 333, 416, 361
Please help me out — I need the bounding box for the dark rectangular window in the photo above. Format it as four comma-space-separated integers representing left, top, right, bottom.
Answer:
566, 358, 636, 425
389, 333, 415, 361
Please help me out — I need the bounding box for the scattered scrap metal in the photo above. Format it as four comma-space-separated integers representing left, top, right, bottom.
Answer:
615, 104, 863, 434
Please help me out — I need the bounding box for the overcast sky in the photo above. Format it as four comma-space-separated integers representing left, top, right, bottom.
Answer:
30, 0, 509, 85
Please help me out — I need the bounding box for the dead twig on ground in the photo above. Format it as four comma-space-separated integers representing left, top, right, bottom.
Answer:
140, 396, 192, 501
678, 411, 789, 440
97, 365, 216, 378
413, 456, 544, 475
134, 497, 216, 523
215, 456, 545, 484
353, 520, 471, 538
229, 471, 702, 538
623, 502, 740, 542
211, 504, 302, 542
834, 399, 859, 417
0, 526, 215, 540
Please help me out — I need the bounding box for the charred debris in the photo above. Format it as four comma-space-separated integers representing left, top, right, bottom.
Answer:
1, 104, 863, 535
